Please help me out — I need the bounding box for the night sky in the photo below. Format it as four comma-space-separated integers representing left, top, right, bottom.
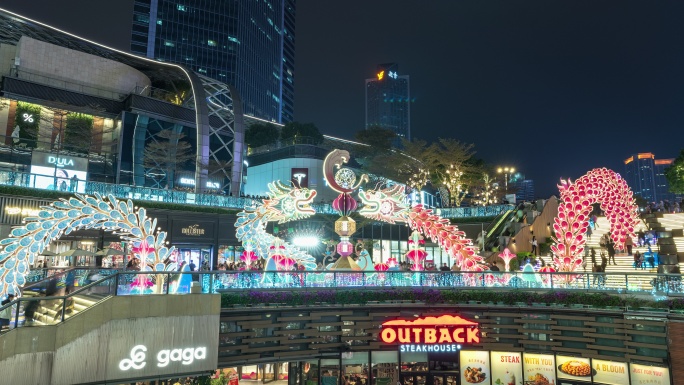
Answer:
3, 1, 684, 198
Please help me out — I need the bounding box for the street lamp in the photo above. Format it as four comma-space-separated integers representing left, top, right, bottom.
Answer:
497, 166, 515, 194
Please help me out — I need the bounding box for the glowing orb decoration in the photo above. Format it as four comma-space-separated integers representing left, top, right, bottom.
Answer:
552, 168, 639, 273
405, 231, 428, 271
334, 168, 357, 190
0, 193, 173, 298
337, 240, 354, 257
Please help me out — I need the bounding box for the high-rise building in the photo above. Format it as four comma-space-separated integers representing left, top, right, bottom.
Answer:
624, 153, 681, 203
365, 63, 410, 142
130, 0, 296, 124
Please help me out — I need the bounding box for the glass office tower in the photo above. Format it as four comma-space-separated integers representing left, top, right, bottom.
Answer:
131, 0, 296, 123
365, 63, 411, 143
624, 152, 681, 204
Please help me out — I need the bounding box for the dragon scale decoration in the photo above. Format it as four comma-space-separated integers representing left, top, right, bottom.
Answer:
235, 181, 318, 270
0, 193, 174, 298
358, 184, 486, 271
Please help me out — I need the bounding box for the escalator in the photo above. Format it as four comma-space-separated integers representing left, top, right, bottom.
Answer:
20, 267, 119, 297
481, 209, 517, 251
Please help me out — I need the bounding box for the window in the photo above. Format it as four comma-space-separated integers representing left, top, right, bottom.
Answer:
177, 4, 186, 11
208, 40, 217, 46
164, 40, 175, 47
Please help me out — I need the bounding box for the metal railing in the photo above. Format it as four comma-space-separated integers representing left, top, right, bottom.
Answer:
1, 269, 682, 332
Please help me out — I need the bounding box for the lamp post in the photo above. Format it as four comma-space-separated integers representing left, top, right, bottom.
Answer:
497, 166, 515, 194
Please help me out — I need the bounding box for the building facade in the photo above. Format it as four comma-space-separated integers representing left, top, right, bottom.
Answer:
131, 0, 296, 124
365, 63, 411, 143
0, 7, 245, 196
624, 153, 681, 204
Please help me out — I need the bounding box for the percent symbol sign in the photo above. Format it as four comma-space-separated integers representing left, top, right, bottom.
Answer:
22, 113, 34, 123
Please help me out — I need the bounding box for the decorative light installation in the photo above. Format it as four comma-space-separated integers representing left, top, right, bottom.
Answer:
552, 168, 639, 272
235, 181, 318, 270
358, 184, 486, 272
405, 231, 428, 271
0, 193, 172, 297
498, 248, 516, 272
473, 173, 499, 206
444, 164, 467, 207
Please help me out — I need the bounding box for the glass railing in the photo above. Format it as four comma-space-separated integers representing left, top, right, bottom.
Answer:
22, 267, 121, 296
0, 168, 508, 218
2, 270, 683, 333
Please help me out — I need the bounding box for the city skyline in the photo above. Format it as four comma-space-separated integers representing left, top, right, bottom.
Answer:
3, 1, 683, 198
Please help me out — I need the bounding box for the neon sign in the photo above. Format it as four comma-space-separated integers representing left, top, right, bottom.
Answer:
376, 70, 384, 80
48, 156, 74, 167
118, 344, 208, 371
380, 315, 480, 346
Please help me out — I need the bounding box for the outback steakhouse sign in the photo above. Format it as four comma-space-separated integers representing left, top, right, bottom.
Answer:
381, 315, 480, 352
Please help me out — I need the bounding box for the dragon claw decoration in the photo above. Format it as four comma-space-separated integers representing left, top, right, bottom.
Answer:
552, 168, 639, 273
235, 181, 317, 270
0, 193, 173, 298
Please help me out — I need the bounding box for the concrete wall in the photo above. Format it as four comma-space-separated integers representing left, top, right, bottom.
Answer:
15, 36, 150, 97
0, 294, 220, 385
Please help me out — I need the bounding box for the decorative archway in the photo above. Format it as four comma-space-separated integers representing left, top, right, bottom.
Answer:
551, 168, 639, 272
0, 193, 173, 298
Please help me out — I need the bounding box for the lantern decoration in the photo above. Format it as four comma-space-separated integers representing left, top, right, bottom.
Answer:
387, 257, 398, 269
552, 168, 639, 273
498, 248, 516, 272
374, 262, 389, 271
405, 231, 428, 271
280, 256, 297, 271
332, 193, 358, 216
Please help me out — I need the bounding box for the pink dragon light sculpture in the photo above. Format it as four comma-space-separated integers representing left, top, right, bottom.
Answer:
359, 185, 486, 272
552, 168, 639, 273
405, 231, 428, 271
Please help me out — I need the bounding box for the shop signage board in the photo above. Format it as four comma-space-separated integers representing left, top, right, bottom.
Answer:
172, 219, 215, 240
522, 353, 556, 385
380, 315, 480, 352
556, 355, 592, 382
30, 151, 88, 193
591, 360, 628, 385
629, 363, 670, 385
460, 350, 491, 385
490, 351, 522, 385
291, 167, 309, 188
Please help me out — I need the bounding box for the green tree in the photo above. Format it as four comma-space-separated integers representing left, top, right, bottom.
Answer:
245, 123, 280, 148
354, 126, 396, 153
143, 129, 195, 189
664, 149, 684, 194
280, 122, 324, 144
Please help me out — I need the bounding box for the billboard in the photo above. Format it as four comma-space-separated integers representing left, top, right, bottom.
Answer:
556, 355, 592, 381
592, 359, 628, 385
460, 350, 491, 385
490, 351, 522, 385
30, 151, 87, 193
629, 364, 670, 385
522, 353, 555, 385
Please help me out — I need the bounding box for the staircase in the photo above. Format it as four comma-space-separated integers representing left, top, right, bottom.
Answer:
12, 292, 108, 328
582, 216, 653, 290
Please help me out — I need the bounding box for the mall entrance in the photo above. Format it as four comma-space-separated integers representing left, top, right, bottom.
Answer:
176, 245, 213, 270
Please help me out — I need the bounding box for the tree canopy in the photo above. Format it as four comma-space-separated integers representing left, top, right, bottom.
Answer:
664, 149, 684, 194
245, 123, 280, 148
280, 122, 324, 144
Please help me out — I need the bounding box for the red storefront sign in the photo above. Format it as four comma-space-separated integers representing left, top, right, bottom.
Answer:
380, 315, 480, 345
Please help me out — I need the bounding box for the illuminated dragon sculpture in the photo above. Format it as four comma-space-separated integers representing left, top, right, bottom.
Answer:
358, 184, 486, 271
0, 193, 173, 298
235, 181, 318, 270
551, 168, 639, 272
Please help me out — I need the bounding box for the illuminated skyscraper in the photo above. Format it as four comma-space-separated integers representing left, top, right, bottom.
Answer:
624, 153, 680, 203
365, 63, 410, 142
130, 0, 296, 123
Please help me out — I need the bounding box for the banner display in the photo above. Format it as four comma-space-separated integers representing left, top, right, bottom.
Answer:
460, 350, 491, 385
556, 355, 593, 381
592, 360, 628, 385
630, 364, 670, 385
490, 351, 522, 385
522, 353, 555, 385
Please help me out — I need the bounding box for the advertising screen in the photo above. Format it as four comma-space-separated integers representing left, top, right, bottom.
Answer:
592, 360, 628, 385
490, 351, 522, 385
460, 350, 491, 385
556, 355, 592, 381
522, 353, 555, 385
629, 364, 670, 385
30, 152, 87, 193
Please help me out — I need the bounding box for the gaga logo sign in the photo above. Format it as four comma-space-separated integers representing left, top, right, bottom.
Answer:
119, 345, 208, 371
